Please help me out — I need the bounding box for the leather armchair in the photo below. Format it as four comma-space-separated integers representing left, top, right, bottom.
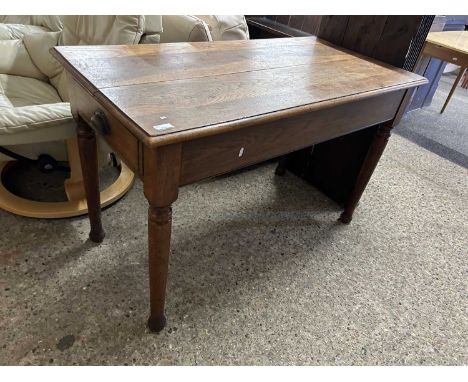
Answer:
0, 15, 248, 218
0, 16, 157, 217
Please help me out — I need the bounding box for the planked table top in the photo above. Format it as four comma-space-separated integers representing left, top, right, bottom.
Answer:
52, 36, 427, 145
426, 31, 468, 56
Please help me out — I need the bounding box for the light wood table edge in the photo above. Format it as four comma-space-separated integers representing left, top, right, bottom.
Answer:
423, 39, 468, 114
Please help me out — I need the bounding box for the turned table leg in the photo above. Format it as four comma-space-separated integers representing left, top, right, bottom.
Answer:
76, 119, 105, 243
147, 205, 172, 332
143, 144, 181, 332
339, 122, 392, 224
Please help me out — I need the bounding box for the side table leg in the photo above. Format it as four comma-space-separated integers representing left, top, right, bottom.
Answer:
275, 156, 287, 176
462, 68, 468, 89
147, 205, 172, 332
76, 119, 105, 243
339, 123, 392, 224
143, 144, 181, 332
441, 67, 466, 114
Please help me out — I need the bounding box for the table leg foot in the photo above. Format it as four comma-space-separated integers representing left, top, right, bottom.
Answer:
275, 157, 287, 176
147, 315, 167, 333
89, 228, 105, 243
341, 123, 392, 223
440, 67, 466, 114
338, 211, 352, 224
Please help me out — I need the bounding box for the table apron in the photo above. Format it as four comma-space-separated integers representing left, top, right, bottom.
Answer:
68, 71, 404, 187
424, 42, 468, 67
179, 90, 404, 185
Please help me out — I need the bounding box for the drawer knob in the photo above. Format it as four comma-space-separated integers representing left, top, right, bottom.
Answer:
90, 110, 110, 135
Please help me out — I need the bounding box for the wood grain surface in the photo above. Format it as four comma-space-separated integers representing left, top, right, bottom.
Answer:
424, 31, 468, 65
52, 36, 427, 146
426, 31, 468, 55
179, 90, 403, 185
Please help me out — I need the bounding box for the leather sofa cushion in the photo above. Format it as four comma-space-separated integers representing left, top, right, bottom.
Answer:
0, 39, 47, 80
0, 16, 62, 32
23, 31, 67, 100
159, 15, 211, 43
60, 15, 145, 45
0, 102, 73, 136
24, 16, 147, 101
0, 74, 73, 137
140, 16, 162, 44
196, 15, 249, 41
0, 74, 61, 108
0, 23, 50, 40
144, 15, 163, 34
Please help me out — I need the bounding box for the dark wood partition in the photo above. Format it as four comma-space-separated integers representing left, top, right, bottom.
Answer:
247, 16, 321, 38
283, 16, 434, 205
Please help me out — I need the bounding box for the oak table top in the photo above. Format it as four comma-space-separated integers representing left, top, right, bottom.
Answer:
52, 37, 427, 332
53, 36, 425, 146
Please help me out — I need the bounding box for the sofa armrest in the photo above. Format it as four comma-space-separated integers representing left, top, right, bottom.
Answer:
0, 103, 73, 138
135, 15, 162, 44
196, 15, 250, 41
159, 15, 211, 43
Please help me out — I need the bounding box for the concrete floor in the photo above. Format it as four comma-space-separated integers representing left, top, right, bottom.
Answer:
1, 80, 467, 366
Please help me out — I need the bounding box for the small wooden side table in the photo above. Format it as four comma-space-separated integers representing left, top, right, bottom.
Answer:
52, 37, 426, 332
424, 31, 468, 113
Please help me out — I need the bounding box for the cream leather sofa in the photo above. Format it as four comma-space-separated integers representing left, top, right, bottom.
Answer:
0, 15, 161, 217
0, 15, 249, 218
160, 15, 249, 42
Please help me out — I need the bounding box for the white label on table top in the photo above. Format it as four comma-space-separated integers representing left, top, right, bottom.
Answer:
153, 123, 174, 131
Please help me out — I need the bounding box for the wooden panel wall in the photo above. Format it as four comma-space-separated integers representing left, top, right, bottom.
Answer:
246, 15, 434, 205
317, 16, 425, 68
265, 15, 323, 35
286, 16, 433, 205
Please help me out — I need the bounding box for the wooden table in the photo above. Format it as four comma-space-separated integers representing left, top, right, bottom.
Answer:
52, 37, 426, 332
424, 31, 468, 113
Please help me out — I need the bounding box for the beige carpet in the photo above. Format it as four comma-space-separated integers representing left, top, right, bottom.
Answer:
0, 133, 467, 365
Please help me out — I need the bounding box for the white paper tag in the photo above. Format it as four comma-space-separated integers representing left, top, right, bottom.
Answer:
153, 123, 174, 131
